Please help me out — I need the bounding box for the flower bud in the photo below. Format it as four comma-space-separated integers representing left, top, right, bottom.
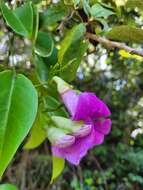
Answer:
51, 116, 83, 132
53, 76, 72, 94
73, 124, 92, 138
47, 127, 75, 148
53, 76, 79, 116
54, 135, 75, 148
51, 116, 92, 138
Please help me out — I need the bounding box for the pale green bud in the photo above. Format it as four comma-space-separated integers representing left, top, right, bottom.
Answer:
47, 127, 75, 148
53, 76, 72, 94
51, 116, 83, 133
51, 116, 92, 138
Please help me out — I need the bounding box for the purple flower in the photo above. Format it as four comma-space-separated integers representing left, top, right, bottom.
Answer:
51, 77, 112, 165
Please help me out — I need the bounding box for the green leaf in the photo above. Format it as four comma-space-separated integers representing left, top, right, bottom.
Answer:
24, 110, 46, 149
45, 96, 68, 117
57, 23, 87, 81
126, 0, 143, 11
35, 55, 49, 82
35, 48, 58, 82
106, 25, 143, 44
72, 0, 80, 6
1, 2, 33, 37
90, 3, 114, 18
83, 0, 91, 16
35, 31, 54, 57
51, 157, 65, 183
59, 40, 88, 81
40, 3, 68, 27
128, 173, 143, 184
32, 5, 39, 42
1, 2, 27, 37
46, 48, 58, 66
0, 70, 38, 177
58, 23, 86, 65
14, 2, 33, 36
99, 2, 115, 9
0, 184, 18, 190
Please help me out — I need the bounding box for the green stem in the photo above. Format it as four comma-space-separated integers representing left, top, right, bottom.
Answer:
43, 104, 63, 113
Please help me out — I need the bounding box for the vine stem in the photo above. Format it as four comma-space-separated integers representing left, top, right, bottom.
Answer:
86, 32, 143, 57
89, 151, 108, 190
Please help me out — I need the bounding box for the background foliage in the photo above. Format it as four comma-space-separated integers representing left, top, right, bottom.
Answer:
1, 0, 143, 189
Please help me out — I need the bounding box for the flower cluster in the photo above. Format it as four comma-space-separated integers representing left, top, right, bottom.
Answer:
48, 76, 112, 165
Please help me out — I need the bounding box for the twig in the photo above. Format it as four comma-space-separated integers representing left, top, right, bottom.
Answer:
56, 11, 75, 33
94, 156, 108, 190
77, 166, 84, 190
89, 151, 108, 190
86, 32, 143, 57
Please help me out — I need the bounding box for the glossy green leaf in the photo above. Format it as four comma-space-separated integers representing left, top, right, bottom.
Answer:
32, 5, 39, 42
35, 31, 54, 57
35, 48, 58, 82
56, 23, 87, 81
35, 55, 49, 82
40, 3, 68, 27
58, 23, 86, 65
83, 0, 91, 16
1, 2, 33, 37
106, 25, 143, 44
46, 48, 58, 66
0, 184, 18, 190
51, 157, 65, 183
59, 40, 88, 81
90, 3, 114, 18
14, 2, 33, 36
0, 70, 38, 177
1, 2, 27, 37
24, 110, 46, 149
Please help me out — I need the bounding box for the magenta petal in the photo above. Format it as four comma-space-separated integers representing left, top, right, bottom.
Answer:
94, 119, 112, 135
97, 99, 111, 118
73, 92, 111, 121
61, 90, 79, 117
52, 125, 104, 165
83, 126, 105, 150
52, 142, 88, 165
